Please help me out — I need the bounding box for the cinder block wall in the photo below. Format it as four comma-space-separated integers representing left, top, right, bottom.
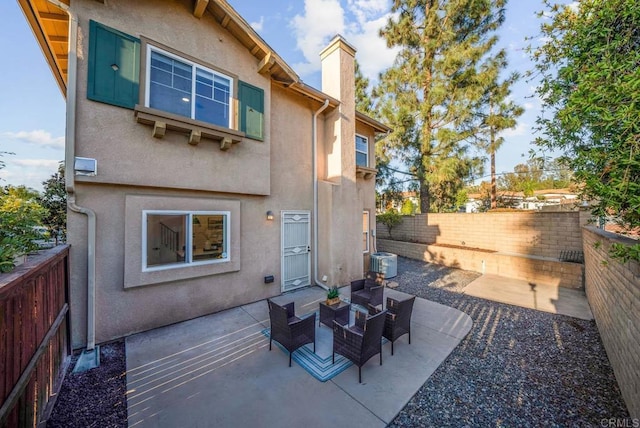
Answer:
378, 239, 584, 289
377, 211, 590, 259
583, 226, 639, 418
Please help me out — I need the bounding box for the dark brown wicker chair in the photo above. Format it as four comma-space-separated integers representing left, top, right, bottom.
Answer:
332, 309, 387, 383
350, 271, 385, 308
369, 296, 416, 355
267, 299, 316, 367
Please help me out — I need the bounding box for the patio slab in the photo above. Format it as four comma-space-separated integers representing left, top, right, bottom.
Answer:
125, 286, 472, 427
462, 274, 593, 320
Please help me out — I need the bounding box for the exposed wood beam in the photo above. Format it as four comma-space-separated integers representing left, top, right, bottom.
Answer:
220, 137, 232, 151
258, 52, 275, 75
152, 122, 166, 139
48, 35, 68, 43
193, 0, 209, 19
56, 53, 68, 61
220, 14, 231, 28
250, 45, 260, 56
38, 12, 68, 22
189, 130, 201, 145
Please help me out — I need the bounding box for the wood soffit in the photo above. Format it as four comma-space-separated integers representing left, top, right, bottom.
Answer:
18, 0, 70, 96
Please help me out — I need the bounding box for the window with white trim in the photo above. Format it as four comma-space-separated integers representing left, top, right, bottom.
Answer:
356, 134, 368, 167
143, 210, 229, 271
363, 211, 370, 253
146, 46, 233, 128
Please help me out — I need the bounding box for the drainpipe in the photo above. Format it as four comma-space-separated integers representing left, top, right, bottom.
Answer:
312, 99, 330, 289
51, 0, 98, 353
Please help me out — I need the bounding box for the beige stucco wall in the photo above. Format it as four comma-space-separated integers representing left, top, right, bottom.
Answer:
66, 0, 379, 347
73, 0, 271, 195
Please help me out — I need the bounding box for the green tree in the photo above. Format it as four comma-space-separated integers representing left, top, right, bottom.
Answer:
429, 154, 480, 212
355, 58, 398, 208
530, 0, 640, 260
475, 72, 524, 209
377, 209, 403, 239
355, 60, 374, 116
0, 185, 46, 272
376, 0, 509, 213
498, 157, 544, 194
39, 163, 67, 244
400, 198, 416, 215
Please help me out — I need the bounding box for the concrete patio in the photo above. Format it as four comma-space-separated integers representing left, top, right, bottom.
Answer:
125, 286, 472, 427
462, 274, 593, 320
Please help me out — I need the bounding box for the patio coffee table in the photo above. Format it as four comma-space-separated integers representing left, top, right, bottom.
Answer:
319, 300, 350, 328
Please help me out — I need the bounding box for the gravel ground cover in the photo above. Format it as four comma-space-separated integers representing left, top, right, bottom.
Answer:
47, 341, 127, 428
46, 257, 630, 427
389, 257, 630, 427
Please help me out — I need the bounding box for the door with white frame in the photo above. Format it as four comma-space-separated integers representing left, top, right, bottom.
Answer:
281, 211, 311, 292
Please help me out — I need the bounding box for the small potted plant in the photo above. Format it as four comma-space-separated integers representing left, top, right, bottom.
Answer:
326, 286, 340, 305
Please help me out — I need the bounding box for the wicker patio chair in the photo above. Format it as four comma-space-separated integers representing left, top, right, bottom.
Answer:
350, 271, 385, 308
332, 309, 387, 383
267, 299, 316, 367
369, 296, 416, 355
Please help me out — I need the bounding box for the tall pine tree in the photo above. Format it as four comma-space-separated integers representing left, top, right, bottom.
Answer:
376, 0, 509, 212
474, 68, 523, 209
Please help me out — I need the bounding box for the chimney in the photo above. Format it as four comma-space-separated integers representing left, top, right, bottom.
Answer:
319, 35, 356, 182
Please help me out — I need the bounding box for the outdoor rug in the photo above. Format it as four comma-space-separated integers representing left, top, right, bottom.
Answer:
262, 310, 387, 382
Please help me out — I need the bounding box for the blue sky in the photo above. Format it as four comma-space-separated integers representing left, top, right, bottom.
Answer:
1, 0, 550, 192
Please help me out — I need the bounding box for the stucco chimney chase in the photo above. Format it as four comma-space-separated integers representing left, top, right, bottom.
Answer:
317, 35, 362, 286
320, 35, 357, 183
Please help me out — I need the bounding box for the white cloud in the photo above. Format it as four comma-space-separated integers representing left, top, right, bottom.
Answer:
250, 16, 264, 32
290, 0, 396, 83
347, 0, 389, 24
3, 130, 64, 149
502, 122, 528, 137
347, 15, 398, 83
1, 158, 61, 191
13, 159, 61, 168
567, 2, 580, 12
291, 0, 345, 75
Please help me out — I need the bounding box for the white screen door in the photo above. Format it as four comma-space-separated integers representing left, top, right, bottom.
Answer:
281, 211, 311, 292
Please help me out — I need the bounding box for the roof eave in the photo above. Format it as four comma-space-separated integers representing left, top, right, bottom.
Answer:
356, 111, 391, 133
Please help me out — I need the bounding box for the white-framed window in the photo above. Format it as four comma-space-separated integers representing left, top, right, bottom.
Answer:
142, 210, 230, 271
363, 210, 370, 253
145, 45, 233, 128
356, 134, 368, 167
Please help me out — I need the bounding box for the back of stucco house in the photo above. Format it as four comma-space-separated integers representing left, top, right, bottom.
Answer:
19, 0, 389, 349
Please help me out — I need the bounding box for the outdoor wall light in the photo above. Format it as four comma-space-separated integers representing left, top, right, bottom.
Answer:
266, 211, 274, 221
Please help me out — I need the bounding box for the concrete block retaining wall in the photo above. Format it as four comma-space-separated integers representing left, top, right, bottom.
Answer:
377, 239, 584, 289
377, 211, 590, 259
376, 211, 589, 288
582, 226, 639, 418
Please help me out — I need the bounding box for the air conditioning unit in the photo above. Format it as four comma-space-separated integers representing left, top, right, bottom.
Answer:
370, 252, 398, 278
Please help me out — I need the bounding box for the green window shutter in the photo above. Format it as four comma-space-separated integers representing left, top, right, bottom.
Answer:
238, 81, 264, 140
87, 20, 140, 109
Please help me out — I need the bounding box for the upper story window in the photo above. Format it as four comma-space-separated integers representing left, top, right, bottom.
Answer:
356, 134, 368, 167
143, 210, 230, 272
86, 21, 265, 141
146, 47, 233, 128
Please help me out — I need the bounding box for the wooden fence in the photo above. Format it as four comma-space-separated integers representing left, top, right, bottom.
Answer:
0, 245, 70, 427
